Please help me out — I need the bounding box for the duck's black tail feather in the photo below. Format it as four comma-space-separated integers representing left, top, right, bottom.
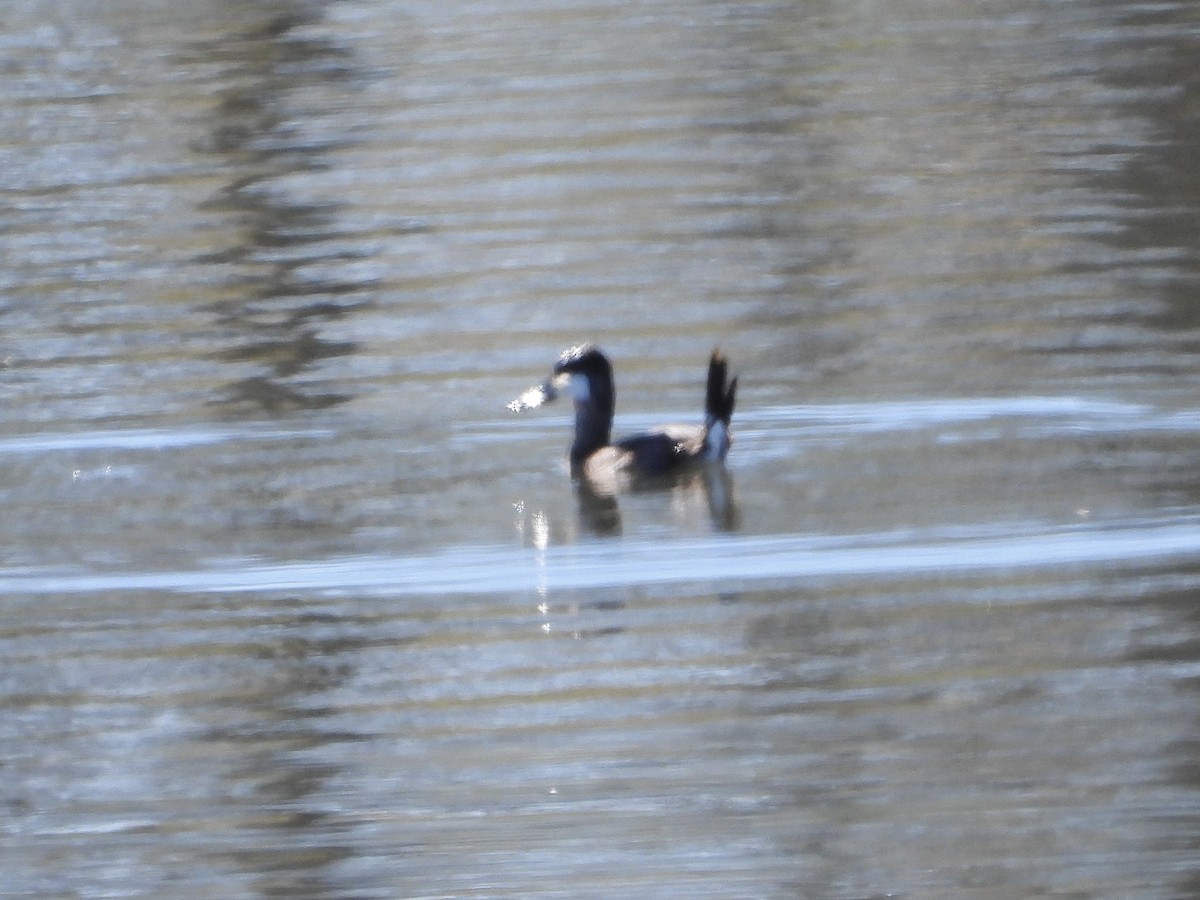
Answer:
705, 351, 737, 425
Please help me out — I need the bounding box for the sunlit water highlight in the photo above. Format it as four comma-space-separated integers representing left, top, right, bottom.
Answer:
3, 0, 1200, 897
4, 515, 1198, 597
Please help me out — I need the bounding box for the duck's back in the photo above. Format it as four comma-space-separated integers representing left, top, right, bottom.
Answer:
613, 425, 705, 475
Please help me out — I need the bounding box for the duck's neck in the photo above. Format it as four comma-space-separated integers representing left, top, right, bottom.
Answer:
570, 394, 613, 463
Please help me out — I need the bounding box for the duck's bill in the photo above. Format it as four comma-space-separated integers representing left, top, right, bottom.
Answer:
507, 380, 557, 412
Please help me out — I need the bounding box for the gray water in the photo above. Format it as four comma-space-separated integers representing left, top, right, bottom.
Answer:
4, 0, 1200, 896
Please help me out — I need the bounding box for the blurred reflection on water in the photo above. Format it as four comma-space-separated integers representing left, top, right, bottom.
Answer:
3, 0, 1200, 896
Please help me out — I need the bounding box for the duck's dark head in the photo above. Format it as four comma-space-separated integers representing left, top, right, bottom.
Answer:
553, 343, 612, 399
508, 343, 615, 463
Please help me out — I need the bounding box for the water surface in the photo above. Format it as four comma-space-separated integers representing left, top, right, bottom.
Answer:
3, 0, 1200, 897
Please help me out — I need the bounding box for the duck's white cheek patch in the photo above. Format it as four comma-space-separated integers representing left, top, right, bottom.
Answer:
553, 372, 591, 403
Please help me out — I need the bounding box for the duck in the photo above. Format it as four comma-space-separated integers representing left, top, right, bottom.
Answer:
509, 344, 737, 482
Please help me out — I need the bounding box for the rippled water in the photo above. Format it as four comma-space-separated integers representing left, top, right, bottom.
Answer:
4, 0, 1200, 896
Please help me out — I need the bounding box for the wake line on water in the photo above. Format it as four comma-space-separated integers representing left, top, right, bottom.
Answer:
2, 516, 1198, 597
0, 426, 334, 455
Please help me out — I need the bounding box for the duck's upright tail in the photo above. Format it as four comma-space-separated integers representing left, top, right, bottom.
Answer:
703, 350, 737, 461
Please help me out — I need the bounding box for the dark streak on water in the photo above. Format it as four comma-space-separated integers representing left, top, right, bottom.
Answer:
3, 0, 1200, 897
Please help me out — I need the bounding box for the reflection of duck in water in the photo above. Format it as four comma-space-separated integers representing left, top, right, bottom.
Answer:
510, 344, 738, 486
